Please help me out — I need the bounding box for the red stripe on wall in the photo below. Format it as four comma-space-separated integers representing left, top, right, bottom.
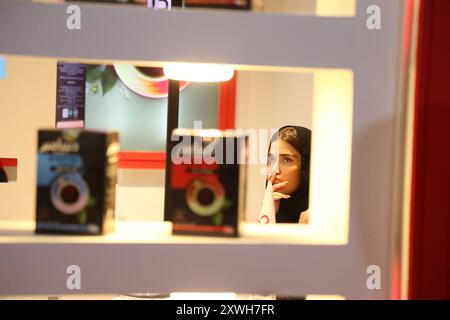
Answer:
218, 71, 237, 130
118, 159, 166, 170
0, 158, 17, 167
119, 152, 165, 162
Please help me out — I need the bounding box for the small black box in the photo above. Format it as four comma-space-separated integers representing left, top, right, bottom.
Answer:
165, 129, 248, 237
36, 129, 119, 235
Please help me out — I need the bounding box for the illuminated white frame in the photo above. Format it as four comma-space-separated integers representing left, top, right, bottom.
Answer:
0, 0, 413, 299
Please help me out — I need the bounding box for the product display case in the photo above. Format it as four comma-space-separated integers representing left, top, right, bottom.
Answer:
0, 0, 415, 299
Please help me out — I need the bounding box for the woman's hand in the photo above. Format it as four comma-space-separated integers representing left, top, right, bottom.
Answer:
299, 209, 310, 224
270, 175, 291, 200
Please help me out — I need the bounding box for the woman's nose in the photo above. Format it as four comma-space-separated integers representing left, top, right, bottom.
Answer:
267, 165, 278, 177
271, 162, 280, 175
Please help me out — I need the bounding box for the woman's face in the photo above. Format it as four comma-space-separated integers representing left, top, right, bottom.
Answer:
267, 139, 301, 195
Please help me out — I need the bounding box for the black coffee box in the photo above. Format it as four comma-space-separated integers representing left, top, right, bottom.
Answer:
164, 129, 248, 237
36, 129, 119, 235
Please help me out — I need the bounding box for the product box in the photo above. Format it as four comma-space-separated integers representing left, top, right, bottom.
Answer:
184, 0, 252, 10
36, 129, 119, 235
165, 129, 248, 237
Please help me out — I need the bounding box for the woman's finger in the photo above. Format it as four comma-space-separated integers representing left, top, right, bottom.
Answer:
270, 174, 276, 184
272, 180, 289, 191
273, 192, 291, 200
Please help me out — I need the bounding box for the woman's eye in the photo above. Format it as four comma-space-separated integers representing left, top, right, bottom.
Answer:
282, 157, 293, 164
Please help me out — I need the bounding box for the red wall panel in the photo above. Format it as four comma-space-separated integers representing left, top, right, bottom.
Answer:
409, 0, 450, 299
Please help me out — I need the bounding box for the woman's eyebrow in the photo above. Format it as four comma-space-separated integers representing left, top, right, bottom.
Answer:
268, 152, 297, 157
279, 153, 297, 157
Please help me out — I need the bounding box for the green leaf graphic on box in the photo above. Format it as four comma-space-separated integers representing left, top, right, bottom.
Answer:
86, 65, 106, 82
78, 210, 88, 224
212, 211, 223, 226
90, 83, 99, 94
101, 66, 118, 96
87, 197, 97, 208
223, 199, 233, 210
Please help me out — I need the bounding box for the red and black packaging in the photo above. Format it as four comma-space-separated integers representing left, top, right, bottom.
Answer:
165, 129, 248, 237
36, 129, 119, 235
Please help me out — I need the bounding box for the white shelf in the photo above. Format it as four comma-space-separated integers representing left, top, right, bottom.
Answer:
0, 0, 360, 69
0, 220, 315, 245
0, 220, 335, 296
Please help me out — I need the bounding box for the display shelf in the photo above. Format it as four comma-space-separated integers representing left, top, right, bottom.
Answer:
1, 0, 361, 69
0, 220, 343, 296
0, 220, 316, 245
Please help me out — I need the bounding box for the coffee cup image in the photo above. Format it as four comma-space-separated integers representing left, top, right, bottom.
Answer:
186, 176, 225, 217
37, 153, 90, 215
171, 161, 226, 218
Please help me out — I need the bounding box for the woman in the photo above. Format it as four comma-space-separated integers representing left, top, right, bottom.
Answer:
265, 125, 311, 224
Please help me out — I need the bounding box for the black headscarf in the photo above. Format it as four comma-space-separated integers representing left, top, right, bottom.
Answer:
0, 167, 8, 183
267, 126, 311, 223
